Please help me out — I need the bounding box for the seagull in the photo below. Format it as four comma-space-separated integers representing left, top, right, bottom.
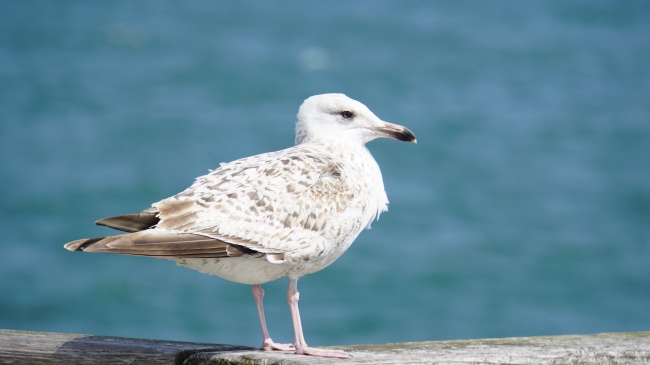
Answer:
65, 93, 416, 358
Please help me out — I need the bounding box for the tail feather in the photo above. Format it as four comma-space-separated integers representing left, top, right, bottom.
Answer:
64, 237, 105, 252
65, 208, 264, 259
63, 230, 237, 258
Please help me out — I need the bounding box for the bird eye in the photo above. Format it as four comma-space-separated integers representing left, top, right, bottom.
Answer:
340, 110, 354, 119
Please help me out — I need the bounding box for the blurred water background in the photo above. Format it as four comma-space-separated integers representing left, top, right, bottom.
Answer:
1, 1, 649, 348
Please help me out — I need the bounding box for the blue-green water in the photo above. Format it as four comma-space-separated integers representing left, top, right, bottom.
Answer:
1, 1, 649, 348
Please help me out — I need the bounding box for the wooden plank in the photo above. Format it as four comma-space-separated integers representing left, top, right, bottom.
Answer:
1, 329, 649, 364
190, 332, 650, 364
0, 329, 253, 365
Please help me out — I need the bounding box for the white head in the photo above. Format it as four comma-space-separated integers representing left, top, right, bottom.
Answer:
295, 93, 416, 146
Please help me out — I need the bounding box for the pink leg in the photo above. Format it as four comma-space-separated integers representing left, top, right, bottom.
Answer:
287, 277, 351, 358
252, 284, 294, 351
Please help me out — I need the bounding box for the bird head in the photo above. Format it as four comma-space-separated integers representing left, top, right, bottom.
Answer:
295, 93, 416, 146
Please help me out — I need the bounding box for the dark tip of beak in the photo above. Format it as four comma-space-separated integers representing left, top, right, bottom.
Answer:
396, 127, 417, 143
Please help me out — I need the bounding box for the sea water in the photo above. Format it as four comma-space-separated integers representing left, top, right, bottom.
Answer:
1, 1, 648, 347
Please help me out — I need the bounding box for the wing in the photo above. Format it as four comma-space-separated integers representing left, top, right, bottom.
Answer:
95, 208, 160, 232
64, 230, 259, 258
153, 145, 355, 254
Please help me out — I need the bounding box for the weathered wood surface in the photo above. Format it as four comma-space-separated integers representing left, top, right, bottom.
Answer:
0, 329, 253, 365
1, 329, 649, 364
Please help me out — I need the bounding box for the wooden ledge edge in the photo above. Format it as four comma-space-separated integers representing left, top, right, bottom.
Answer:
1, 329, 649, 365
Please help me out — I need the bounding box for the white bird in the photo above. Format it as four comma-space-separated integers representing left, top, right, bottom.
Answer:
65, 93, 416, 358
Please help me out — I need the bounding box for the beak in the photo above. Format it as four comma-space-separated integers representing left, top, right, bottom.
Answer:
375, 121, 417, 143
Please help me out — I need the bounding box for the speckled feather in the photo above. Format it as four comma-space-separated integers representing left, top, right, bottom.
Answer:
155, 144, 375, 258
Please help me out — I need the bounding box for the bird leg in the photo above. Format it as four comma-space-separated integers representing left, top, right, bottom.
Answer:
287, 277, 351, 358
252, 284, 294, 351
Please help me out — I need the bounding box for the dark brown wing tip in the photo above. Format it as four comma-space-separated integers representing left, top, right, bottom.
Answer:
95, 212, 160, 233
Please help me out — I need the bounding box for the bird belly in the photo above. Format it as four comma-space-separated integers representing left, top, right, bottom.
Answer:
175, 257, 292, 285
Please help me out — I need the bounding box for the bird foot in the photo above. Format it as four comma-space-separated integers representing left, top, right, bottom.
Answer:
261, 339, 295, 352
295, 346, 351, 359
262, 340, 350, 359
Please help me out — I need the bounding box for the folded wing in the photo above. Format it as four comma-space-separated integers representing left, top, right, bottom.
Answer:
65, 145, 354, 260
